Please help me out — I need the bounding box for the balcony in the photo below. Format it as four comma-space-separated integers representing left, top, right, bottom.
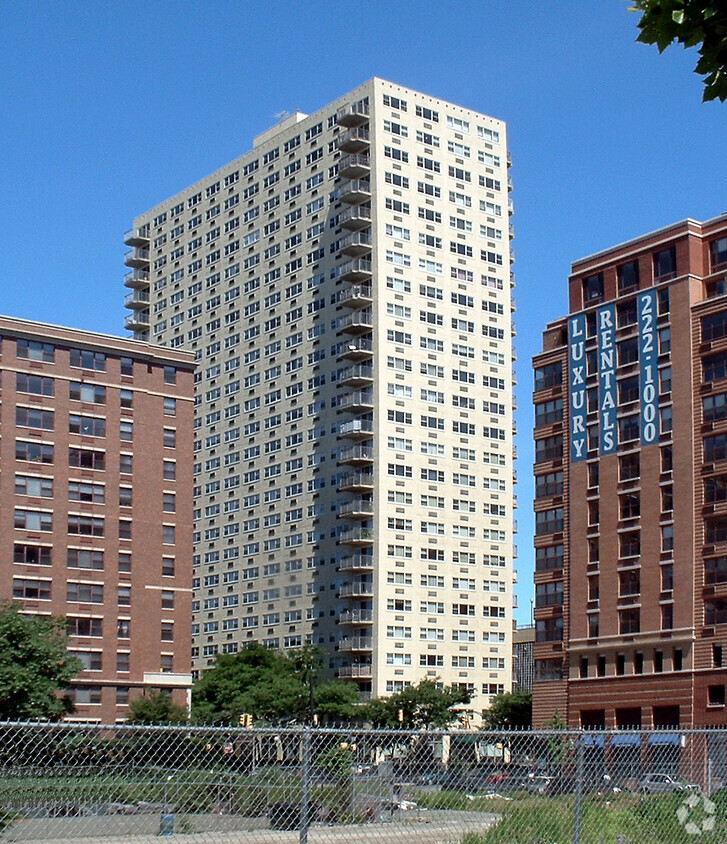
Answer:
339, 550, 375, 569
338, 127, 370, 153
124, 226, 150, 246
338, 445, 374, 466
338, 365, 374, 388
338, 285, 373, 309
339, 418, 374, 439
338, 231, 372, 258
338, 390, 374, 412
339, 609, 374, 626
339, 180, 371, 205
124, 289, 150, 310
338, 582, 374, 598
124, 311, 150, 332
124, 269, 150, 289
124, 248, 150, 268
338, 471, 374, 492
339, 206, 372, 230
339, 258, 373, 282
338, 338, 373, 361
338, 311, 373, 335
338, 154, 371, 179
339, 637, 373, 653
336, 102, 370, 126
338, 664, 373, 679
338, 528, 374, 546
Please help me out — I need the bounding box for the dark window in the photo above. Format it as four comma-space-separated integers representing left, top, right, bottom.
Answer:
635, 652, 644, 674
535, 471, 564, 498
617, 260, 639, 293
710, 237, 727, 268
619, 452, 640, 480
706, 516, 727, 543
673, 648, 683, 670
705, 476, 727, 503
68, 448, 105, 471
534, 362, 562, 391
535, 508, 564, 535
120, 357, 133, 376
706, 556, 727, 584
70, 349, 106, 371
619, 415, 639, 444
16, 407, 54, 431
13, 544, 51, 565
617, 337, 638, 366
661, 563, 673, 591
163, 365, 177, 384
617, 299, 637, 328
535, 435, 563, 463
703, 311, 727, 342
583, 272, 604, 304
707, 279, 727, 299
620, 531, 640, 558
706, 600, 727, 625
17, 339, 54, 362
653, 246, 676, 279
15, 440, 53, 464
619, 569, 640, 596
619, 493, 640, 519
709, 685, 726, 706
534, 398, 563, 426
619, 608, 640, 634
535, 545, 564, 571
714, 644, 723, 667
16, 373, 53, 396
618, 376, 639, 404
654, 650, 664, 672
536, 617, 563, 642
704, 392, 727, 422
704, 352, 727, 382
535, 581, 563, 607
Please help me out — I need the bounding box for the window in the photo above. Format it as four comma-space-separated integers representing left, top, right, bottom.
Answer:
535, 435, 563, 463
69, 448, 105, 471
617, 260, 639, 293
16, 407, 54, 431
619, 569, 640, 596
619, 608, 640, 634
69, 382, 105, 403
16, 373, 54, 396
535, 582, 563, 607
14, 509, 52, 531
711, 237, 727, 268
67, 515, 104, 537
15, 475, 53, 498
13, 543, 51, 565
653, 246, 676, 279
70, 349, 105, 371
536, 545, 564, 571
534, 362, 562, 390
582, 272, 603, 304
163, 460, 176, 480
702, 311, 727, 342
163, 398, 176, 416
619, 452, 640, 480
67, 549, 104, 570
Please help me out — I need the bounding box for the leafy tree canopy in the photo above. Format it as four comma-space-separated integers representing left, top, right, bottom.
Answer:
0, 601, 82, 721
482, 691, 532, 730
365, 680, 471, 729
191, 643, 362, 724
629, 1, 727, 101
126, 689, 188, 724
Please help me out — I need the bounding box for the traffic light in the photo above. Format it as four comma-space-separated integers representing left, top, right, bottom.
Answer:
239, 713, 253, 728
397, 709, 404, 723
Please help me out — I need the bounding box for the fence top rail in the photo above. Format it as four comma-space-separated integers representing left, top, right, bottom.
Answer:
0, 721, 724, 738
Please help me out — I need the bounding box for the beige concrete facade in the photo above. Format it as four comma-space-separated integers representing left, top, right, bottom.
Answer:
0, 316, 195, 722
124, 79, 515, 718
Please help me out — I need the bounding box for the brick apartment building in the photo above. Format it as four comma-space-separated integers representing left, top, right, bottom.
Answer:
1, 316, 195, 722
532, 214, 727, 730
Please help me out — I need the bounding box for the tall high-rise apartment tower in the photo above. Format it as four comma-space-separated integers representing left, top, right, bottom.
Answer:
124, 79, 515, 714
532, 214, 727, 730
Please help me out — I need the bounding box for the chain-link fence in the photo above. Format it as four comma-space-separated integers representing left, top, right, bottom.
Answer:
1, 723, 727, 842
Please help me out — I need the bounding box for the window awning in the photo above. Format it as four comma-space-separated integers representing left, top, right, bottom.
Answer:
646, 733, 680, 747
610, 734, 641, 747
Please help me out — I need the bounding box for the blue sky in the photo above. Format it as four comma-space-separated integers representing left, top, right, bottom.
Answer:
2, 1, 726, 623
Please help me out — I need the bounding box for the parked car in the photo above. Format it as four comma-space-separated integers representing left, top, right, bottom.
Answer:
638, 773, 699, 794
525, 775, 553, 795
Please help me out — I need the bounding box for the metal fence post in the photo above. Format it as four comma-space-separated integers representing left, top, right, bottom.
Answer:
572, 731, 584, 844
300, 726, 311, 844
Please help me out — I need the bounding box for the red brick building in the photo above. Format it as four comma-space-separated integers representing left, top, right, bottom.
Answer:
532, 215, 727, 730
0, 316, 195, 722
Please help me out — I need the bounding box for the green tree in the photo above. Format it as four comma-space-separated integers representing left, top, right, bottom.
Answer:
0, 601, 82, 720
313, 681, 362, 723
192, 643, 306, 723
365, 680, 471, 729
482, 691, 532, 729
126, 689, 188, 724
629, 1, 727, 101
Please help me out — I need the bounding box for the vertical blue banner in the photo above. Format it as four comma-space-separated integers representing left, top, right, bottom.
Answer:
638, 289, 658, 446
598, 304, 617, 455
568, 313, 587, 462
